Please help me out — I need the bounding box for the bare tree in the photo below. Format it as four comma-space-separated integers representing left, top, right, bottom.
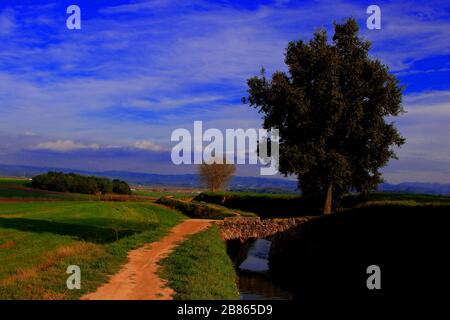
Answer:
199, 158, 236, 192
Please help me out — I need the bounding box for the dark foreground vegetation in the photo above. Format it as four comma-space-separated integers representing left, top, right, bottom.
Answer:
31, 172, 131, 195
158, 225, 239, 299
268, 201, 450, 306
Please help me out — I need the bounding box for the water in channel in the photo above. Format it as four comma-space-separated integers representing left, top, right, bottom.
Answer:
227, 238, 294, 300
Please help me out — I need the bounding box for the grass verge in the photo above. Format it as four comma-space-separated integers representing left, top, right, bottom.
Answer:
158, 225, 239, 300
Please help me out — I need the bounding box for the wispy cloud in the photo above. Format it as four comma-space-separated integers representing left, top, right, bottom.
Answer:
0, 8, 16, 36
32, 140, 100, 152
101, 0, 175, 14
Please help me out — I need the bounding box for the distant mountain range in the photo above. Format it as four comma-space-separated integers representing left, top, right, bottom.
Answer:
1, 164, 450, 195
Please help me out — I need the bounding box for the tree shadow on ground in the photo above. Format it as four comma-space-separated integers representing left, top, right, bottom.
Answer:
0, 217, 137, 243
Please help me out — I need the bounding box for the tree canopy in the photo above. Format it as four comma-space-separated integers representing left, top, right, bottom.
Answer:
244, 18, 405, 213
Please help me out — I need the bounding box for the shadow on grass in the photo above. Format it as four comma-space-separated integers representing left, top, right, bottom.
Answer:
0, 217, 137, 243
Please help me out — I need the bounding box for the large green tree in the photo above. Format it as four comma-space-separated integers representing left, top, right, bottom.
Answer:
244, 18, 405, 213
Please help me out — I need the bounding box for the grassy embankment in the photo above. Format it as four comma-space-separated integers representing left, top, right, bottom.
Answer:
132, 188, 199, 200
158, 225, 240, 300
157, 196, 257, 219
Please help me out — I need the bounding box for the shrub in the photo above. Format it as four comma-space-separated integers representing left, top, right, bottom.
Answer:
112, 179, 132, 195
31, 172, 131, 195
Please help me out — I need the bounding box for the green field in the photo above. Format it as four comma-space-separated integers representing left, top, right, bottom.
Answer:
0, 180, 187, 299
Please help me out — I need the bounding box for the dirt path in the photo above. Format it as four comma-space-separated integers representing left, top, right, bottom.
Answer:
81, 219, 214, 300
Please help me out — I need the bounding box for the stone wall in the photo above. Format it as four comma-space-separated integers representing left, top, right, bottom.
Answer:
216, 216, 314, 241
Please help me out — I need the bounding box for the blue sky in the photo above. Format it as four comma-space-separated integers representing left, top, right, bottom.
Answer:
0, 0, 449, 182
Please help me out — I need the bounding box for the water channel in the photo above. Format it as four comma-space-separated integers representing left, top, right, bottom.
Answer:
227, 238, 294, 300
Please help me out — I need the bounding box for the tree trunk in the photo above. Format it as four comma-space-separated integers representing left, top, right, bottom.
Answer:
323, 181, 333, 214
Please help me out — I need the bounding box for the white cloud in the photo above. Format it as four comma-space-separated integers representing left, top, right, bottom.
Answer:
32, 140, 100, 152
30, 139, 166, 153
130, 140, 165, 151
